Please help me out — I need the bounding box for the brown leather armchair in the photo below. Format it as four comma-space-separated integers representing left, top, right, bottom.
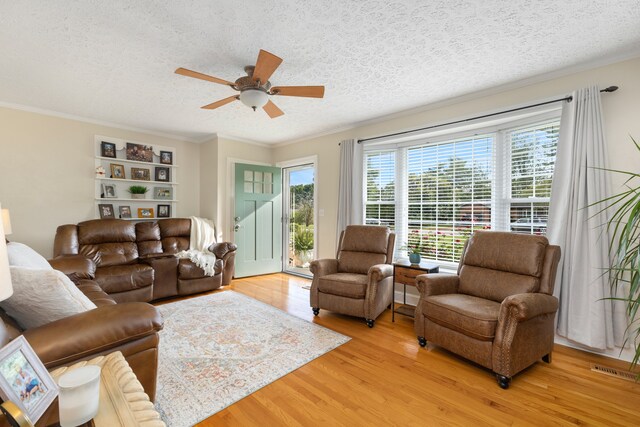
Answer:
414, 231, 561, 389
310, 225, 395, 328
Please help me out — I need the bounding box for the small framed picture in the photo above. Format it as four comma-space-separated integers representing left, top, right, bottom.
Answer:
101, 183, 117, 198
101, 141, 116, 158
138, 208, 154, 218
154, 186, 173, 200
98, 204, 115, 219
157, 204, 171, 218
126, 142, 153, 162
160, 151, 173, 165
131, 167, 151, 181
119, 205, 132, 219
110, 163, 125, 179
0, 336, 58, 423
155, 167, 170, 182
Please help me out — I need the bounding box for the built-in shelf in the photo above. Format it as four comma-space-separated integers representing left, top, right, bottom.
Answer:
96, 156, 180, 168
96, 198, 178, 202
97, 177, 179, 185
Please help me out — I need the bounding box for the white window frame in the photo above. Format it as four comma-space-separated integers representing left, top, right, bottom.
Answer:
362, 110, 561, 269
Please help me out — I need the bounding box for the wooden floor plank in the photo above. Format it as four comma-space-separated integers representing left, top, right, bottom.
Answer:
189, 273, 640, 426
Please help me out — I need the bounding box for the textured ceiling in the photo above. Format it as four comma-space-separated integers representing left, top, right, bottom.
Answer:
1, 1, 639, 144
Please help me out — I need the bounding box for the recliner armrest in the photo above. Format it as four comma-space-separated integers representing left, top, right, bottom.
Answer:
310, 259, 339, 277
48, 255, 96, 280
209, 242, 238, 259
499, 293, 558, 322
23, 302, 163, 368
416, 273, 459, 296
368, 264, 393, 282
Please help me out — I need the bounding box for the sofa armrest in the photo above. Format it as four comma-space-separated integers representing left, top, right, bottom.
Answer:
209, 242, 238, 259
416, 273, 459, 296
48, 255, 96, 280
368, 264, 393, 282
499, 293, 559, 322
22, 302, 163, 369
309, 259, 339, 277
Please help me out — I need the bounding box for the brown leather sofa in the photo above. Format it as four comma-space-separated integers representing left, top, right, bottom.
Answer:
414, 231, 561, 389
310, 225, 395, 328
1, 255, 163, 400
53, 218, 237, 303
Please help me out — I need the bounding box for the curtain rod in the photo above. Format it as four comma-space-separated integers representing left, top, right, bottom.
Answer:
355, 86, 618, 144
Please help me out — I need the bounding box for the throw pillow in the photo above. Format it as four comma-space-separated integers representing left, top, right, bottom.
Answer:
6, 242, 52, 270
2, 267, 97, 330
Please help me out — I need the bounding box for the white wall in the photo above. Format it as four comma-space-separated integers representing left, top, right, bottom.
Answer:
0, 107, 201, 257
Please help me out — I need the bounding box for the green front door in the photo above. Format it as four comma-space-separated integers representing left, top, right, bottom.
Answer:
234, 163, 282, 277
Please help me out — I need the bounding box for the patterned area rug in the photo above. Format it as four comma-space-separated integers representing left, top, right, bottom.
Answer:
154, 291, 350, 426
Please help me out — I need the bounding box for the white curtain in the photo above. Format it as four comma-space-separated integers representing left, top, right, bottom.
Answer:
548, 85, 626, 349
336, 139, 363, 246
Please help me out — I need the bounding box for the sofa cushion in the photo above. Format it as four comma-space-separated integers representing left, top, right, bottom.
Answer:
7, 242, 52, 270
422, 294, 500, 341
95, 264, 154, 294
135, 222, 163, 257
3, 267, 96, 330
318, 273, 368, 298
178, 259, 223, 279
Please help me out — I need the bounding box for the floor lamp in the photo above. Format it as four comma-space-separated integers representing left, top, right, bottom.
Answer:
0, 204, 32, 427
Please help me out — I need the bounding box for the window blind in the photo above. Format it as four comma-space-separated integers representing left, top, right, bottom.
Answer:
364, 150, 396, 229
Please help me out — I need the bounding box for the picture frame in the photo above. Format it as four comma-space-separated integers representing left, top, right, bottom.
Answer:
98, 204, 115, 219
138, 208, 154, 218
126, 142, 154, 162
155, 167, 170, 182
157, 204, 171, 218
101, 141, 116, 158
131, 167, 151, 181
0, 336, 58, 423
110, 163, 125, 179
160, 150, 173, 165
119, 205, 132, 219
154, 186, 173, 200
101, 183, 117, 198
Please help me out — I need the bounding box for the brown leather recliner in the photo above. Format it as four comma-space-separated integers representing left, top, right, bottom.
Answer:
310, 225, 395, 328
2, 256, 163, 401
53, 218, 237, 303
414, 231, 561, 388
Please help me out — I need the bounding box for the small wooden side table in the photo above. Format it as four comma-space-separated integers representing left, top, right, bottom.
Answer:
392, 260, 439, 321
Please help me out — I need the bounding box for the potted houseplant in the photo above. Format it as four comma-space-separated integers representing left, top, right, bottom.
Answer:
128, 185, 148, 199
403, 230, 426, 264
293, 226, 314, 267
597, 136, 640, 370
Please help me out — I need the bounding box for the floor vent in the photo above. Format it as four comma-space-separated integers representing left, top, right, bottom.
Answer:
590, 363, 637, 381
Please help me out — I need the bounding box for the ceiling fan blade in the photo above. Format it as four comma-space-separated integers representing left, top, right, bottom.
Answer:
201, 95, 239, 110
270, 86, 325, 98
263, 100, 284, 118
175, 67, 235, 86
252, 50, 283, 84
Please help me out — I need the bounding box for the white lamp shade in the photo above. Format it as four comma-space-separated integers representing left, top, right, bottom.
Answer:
2, 209, 11, 235
239, 89, 269, 109
0, 203, 14, 301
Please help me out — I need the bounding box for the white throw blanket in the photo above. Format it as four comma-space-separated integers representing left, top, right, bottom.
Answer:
176, 217, 219, 276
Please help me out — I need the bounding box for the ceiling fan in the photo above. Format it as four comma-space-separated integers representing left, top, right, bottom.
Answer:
175, 49, 325, 118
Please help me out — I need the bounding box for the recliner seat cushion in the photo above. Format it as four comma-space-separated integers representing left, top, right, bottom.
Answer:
422, 294, 500, 341
318, 273, 368, 298
178, 259, 223, 279
95, 264, 154, 294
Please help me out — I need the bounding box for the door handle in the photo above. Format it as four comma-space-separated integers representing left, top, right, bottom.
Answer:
234, 216, 241, 222
234, 224, 240, 232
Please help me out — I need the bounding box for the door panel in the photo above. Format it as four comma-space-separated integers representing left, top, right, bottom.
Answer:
234, 163, 282, 277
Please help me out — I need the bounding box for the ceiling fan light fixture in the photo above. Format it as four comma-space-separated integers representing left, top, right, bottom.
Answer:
239, 89, 269, 111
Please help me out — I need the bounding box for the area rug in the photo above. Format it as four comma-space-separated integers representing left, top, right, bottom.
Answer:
154, 291, 350, 426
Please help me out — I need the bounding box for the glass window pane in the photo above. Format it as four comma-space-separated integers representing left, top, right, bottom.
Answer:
244, 170, 253, 181
244, 182, 253, 193
264, 183, 272, 194
255, 171, 263, 182
264, 172, 272, 183
254, 183, 263, 194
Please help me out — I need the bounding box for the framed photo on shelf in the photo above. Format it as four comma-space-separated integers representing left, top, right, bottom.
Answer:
131, 167, 151, 181
157, 204, 171, 218
126, 143, 153, 163
138, 208, 154, 218
110, 163, 125, 179
160, 150, 173, 165
98, 204, 115, 219
155, 167, 170, 182
0, 336, 58, 424
101, 141, 116, 158
119, 205, 132, 219
154, 186, 173, 200
101, 183, 117, 198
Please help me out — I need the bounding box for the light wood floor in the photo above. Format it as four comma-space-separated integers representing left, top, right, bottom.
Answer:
194, 273, 640, 426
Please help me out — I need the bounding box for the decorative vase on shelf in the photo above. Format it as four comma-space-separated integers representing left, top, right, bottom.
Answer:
131, 194, 145, 199
409, 253, 421, 264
